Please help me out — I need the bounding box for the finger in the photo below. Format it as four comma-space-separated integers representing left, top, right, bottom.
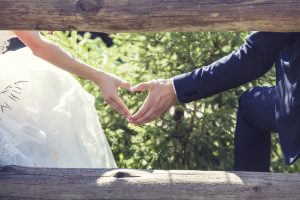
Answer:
131, 94, 155, 121
107, 99, 128, 117
135, 101, 173, 125
110, 95, 131, 117
134, 106, 159, 125
119, 81, 133, 93
138, 113, 160, 125
132, 82, 153, 92
106, 95, 130, 117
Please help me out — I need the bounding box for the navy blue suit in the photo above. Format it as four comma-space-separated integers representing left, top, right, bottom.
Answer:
173, 32, 300, 170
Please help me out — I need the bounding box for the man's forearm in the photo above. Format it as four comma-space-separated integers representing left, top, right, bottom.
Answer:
173, 32, 291, 103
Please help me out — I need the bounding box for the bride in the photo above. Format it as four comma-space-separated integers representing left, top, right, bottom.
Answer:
0, 31, 131, 168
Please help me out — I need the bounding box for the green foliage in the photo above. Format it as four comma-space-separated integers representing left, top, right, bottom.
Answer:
45, 31, 299, 172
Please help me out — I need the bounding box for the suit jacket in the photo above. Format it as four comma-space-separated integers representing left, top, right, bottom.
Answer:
173, 32, 300, 165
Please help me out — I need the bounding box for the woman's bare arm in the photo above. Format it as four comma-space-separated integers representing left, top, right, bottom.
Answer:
14, 31, 132, 118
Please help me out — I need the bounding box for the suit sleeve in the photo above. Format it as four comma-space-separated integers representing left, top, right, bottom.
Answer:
173, 32, 291, 103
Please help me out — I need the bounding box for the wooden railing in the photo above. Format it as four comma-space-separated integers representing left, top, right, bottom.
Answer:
1, 1, 300, 199
0, 165, 299, 199
0, 0, 300, 32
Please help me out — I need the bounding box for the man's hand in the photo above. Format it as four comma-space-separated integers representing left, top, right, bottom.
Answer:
130, 78, 177, 125
94, 70, 132, 118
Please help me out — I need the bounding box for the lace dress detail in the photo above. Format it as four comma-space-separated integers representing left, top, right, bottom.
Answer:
0, 128, 18, 165
0, 31, 20, 166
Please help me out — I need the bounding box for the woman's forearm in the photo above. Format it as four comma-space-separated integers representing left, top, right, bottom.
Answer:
14, 31, 102, 82
33, 40, 102, 82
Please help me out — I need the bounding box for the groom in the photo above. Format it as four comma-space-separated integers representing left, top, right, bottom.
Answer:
129, 32, 300, 172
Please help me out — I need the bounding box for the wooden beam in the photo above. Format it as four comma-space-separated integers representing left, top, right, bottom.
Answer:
0, 165, 299, 199
0, 0, 300, 32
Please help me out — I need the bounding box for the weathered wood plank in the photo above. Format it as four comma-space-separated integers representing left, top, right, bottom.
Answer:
0, 0, 300, 32
0, 165, 299, 199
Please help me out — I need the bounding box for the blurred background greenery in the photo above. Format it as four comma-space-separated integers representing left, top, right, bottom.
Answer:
46, 31, 299, 173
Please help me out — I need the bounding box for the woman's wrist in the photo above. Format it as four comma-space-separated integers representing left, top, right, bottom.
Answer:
78, 62, 102, 82
90, 69, 105, 85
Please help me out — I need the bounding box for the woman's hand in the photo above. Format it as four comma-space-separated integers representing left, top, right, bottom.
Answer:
94, 70, 133, 118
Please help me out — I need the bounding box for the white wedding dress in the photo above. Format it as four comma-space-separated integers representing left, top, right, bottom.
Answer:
0, 31, 117, 168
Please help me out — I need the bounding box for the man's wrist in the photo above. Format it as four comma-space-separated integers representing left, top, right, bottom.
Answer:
167, 78, 178, 102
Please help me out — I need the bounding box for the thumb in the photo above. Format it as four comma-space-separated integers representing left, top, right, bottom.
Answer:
132, 82, 152, 92
119, 81, 133, 93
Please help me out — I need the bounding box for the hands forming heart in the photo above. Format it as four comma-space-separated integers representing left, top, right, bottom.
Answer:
95, 70, 177, 125
130, 79, 177, 125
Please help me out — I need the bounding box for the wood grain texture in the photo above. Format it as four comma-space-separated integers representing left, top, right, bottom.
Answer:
0, 165, 299, 199
0, 0, 300, 32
